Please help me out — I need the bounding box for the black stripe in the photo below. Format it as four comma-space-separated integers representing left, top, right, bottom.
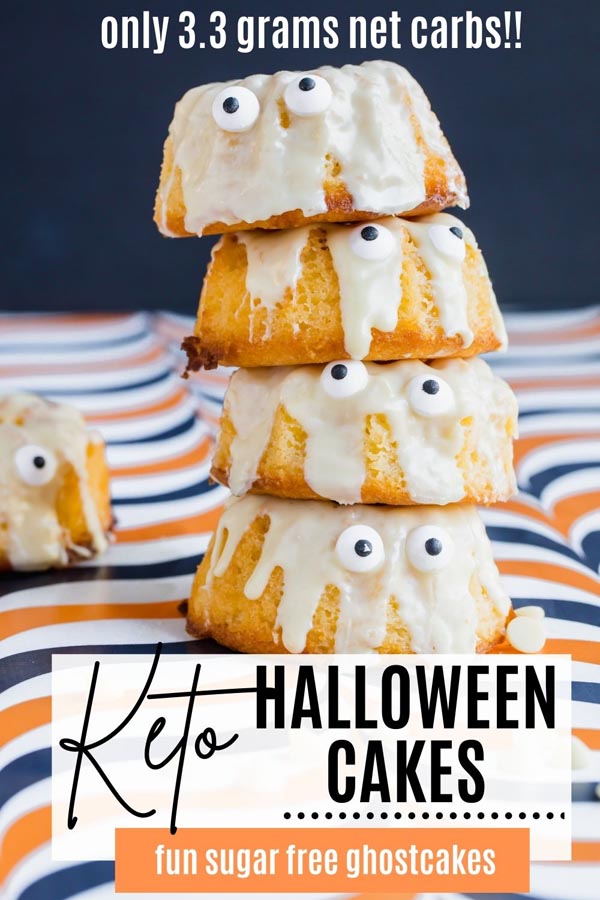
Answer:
0, 749, 50, 809
512, 598, 600, 627
18, 862, 114, 900
0, 640, 232, 694
0, 555, 202, 598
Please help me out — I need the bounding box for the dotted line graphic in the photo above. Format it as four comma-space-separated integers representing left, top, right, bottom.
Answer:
283, 810, 566, 821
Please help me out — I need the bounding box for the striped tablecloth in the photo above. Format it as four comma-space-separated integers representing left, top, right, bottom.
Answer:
0, 309, 598, 900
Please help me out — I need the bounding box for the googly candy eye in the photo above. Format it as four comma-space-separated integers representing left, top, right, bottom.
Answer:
14, 444, 57, 486
335, 525, 385, 573
320, 360, 369, 398
212, 86, 260, 133
350, 223, 396, 261
406, 525, 454, 573
284, 74, 332, 117
407, 374, 455, 418
428, 224, 466, 261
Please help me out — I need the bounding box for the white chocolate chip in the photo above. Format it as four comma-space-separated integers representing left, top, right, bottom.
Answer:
594, 783, 600, 800
506, 616, 546, 653
572, 736, 592, 771
515, 605, 545, 619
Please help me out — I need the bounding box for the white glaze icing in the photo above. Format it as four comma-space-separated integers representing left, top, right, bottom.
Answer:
231, 212, 506, 359
0, 393, 108, 570
218, 357, 518, 505
158, 60, 468, 235
205, 495, 510, 654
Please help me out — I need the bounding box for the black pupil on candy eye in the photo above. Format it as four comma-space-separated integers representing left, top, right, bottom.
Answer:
33, 456, 46, 469
354, 539, 373, 557
331, 364, 348, 380
361, 226, 379, 241
449, 226, 463, 240
422, 379, 439, 395
425, 538, 442, 556
299, 77, 315, 91
222, 96, 239, 114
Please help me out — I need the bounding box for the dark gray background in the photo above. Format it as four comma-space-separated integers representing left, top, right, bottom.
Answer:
3, 0, 599, 313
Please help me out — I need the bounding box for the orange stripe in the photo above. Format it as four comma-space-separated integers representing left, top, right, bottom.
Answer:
497, 559, 600, 596
553, 491, 600, 534
571, 842, 600, 862
508, 316, 600, 345
0, 601, 184, 641
115, 507, 222, 543
0, 805, 50, 883
109, 437, 212, 477
544, 639, 600, 664
513, 432, 599, 465
0, 697, 51, 749
510, 376, 600, 390
0, 345, 163, 376
574, 728, 600, 750
88, 387, 188, 422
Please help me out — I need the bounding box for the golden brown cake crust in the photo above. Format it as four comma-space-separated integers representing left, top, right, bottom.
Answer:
184, 222, 504, 370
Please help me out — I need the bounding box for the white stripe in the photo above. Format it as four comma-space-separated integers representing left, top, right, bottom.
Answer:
573, 802, 600, 840
0, 357, 171, 391
77, 534, 210, 567
0, 674, 51, 714
106, 418, 209, 467
516, 388, 600, 411
111, 459, 213, 499
0, 332, 157, 364
492, 541, 597, 580
572, 701, 600, 729
545, 617, 600, 643
50, 378, 180, 414
0, 618, 193, 658
481, 507, 571, 546
115, 484, 228, 528
488, 358, 600, 378
0, 312, 148, 345
504, 307, 599, 331
94, 395, 198, 442
0, 724, 50, 772
571, 510, 600, 560
0, 782, 50, 845
530, 861, 600, 900
518, 413, 600, 437
518, 440, 600, 487
0, 575, 194, 613
502, 575, 600, 606
540, 468, 600, 511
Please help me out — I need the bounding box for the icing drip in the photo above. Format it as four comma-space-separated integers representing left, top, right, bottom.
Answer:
0, 393, 108, 570
221, 358, 517, 505
233, 212, 503, 359
206, 496, 510, 654
159, 60, 467, 235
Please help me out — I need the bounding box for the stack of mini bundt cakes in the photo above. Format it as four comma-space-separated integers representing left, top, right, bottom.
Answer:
155, 60, 518, 655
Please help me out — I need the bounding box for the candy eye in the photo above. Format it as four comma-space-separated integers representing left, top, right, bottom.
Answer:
350, 223, 395, 261
406, 526, 454, 572
321, 360, 369, 398
14, 444, 57, 486
335, 525, 385, 573
212, 86, 260, 132
428, 224, 466, 261
407, 374, 455, 418
284, 74, 332, 116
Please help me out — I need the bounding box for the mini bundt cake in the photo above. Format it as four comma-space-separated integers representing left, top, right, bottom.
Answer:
188, 495, 510, 654
183, 213, 505, 370
155, 60, 468, 237
0, 393, 112, 571
211, 357, 518, 506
